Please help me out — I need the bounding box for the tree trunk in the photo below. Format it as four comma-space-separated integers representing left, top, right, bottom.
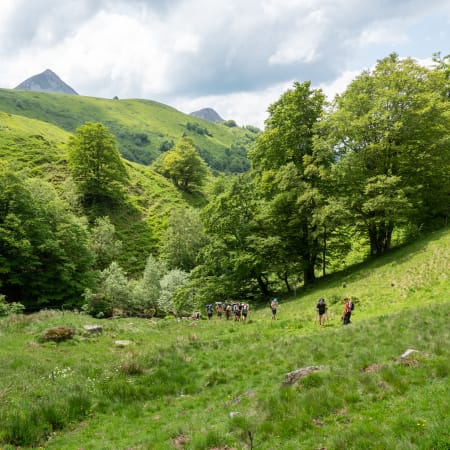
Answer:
283, 272, 291, 292
256, 274, 270, 297
368, 222, 393, 256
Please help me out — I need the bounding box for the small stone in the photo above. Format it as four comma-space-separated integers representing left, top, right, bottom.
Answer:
83, 325, 103, 334
114, 340, 133, 347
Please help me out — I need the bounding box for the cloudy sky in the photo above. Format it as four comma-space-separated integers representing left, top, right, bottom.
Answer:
0, 0, 449, 128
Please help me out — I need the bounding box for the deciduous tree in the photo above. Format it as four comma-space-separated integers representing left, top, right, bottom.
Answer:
67, 122, 128, 206
156, 137, 207, 191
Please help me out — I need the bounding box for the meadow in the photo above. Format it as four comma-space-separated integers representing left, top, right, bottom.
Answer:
0, 227, 449, 449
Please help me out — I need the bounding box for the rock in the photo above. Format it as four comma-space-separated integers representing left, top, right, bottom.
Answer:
41, 327, 76, 342
400, 349, 418, 360
400, 348, 420, 366
283, 365, 326, 385
15, 69, 78, 95
114, 340, 133, 347
229, 411, 241, 418
83, 325, 103, 334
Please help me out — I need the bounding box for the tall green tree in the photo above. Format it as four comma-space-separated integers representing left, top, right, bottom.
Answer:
156, 137, 208, 191
160, 207, 207, 271
0, 162, 95, 309
67, 122, 128, 206
249, 81, 328, 284
323, 54, 450, 254
89, 216, 123, 270
192, 175, 275, 302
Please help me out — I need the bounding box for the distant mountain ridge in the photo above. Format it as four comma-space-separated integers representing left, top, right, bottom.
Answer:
190, 107, 224, 123
15, 69, 78, 95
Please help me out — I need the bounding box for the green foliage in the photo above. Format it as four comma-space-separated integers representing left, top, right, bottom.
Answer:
250, 81, 328, 284
155, 137, 208, 191
128, 254, 167, 316
0, 163, 95, 309
159, 207, 208, 271
67, 122, 129, 206
89, 216, 123, 270
186, 121, 212, 136
83, 261, 130, 317
0, 295, 25, 316
323, 54, 450, 253
223, 119, 237, 127
194, 174, 273, 301
158, 269, 190, 316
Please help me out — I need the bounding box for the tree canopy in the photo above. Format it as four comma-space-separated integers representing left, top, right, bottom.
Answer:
67, 122, 128, 207
156, 137, 208, 191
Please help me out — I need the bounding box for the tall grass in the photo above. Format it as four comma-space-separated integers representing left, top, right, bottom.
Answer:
0, 229, 448, 449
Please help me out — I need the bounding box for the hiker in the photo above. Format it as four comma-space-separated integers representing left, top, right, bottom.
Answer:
270, 297, 279, 320
225, 303, 232, 320
206, 304, 213, 320
233, 302, 241, 321
316, 298, 328, 327
215, 302, 223, 319
342, 297, 354, 325
241, 303, 249, 322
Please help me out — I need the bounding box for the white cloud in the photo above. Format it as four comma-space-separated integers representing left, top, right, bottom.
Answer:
0, 0, 449, 126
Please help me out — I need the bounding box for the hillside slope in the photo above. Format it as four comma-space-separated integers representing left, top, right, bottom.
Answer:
0, 228, 448, 449
0, 88, 257, 171
0, 111, 197, 273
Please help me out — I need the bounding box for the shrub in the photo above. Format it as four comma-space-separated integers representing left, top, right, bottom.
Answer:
0, 295, 25, 316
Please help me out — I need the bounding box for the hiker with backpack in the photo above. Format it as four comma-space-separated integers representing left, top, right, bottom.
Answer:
342, 297, 354, 325
206, 304, 213, 320
215, 302, 223, 319
224, 303, 232, 320
233, 302, 242, 321
270, 297, 279, 320
316, 298, 328, 327
241, 303, 249, 322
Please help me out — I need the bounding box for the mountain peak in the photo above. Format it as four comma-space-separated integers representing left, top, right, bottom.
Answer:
189, 107, 224, 123
15, 69, 78, 95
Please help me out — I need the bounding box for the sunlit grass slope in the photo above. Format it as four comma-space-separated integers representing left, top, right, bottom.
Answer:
0, 228, 448, 449
0, 88, 256, 170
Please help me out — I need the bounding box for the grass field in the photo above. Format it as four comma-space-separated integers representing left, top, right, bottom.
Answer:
0, 228, 449, 449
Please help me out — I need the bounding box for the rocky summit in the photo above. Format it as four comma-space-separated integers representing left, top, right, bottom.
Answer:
189, 107, 224, 123
15, 69, 78, 95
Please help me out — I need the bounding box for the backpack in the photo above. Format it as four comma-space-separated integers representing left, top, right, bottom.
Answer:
350, 302, 354, 311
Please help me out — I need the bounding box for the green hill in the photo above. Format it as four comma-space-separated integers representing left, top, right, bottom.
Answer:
0, 111, 199, 273
0, 88, 258, 171
0, 228, 448, 449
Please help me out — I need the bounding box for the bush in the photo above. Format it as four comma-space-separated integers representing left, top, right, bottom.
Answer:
0, 295, 25, 316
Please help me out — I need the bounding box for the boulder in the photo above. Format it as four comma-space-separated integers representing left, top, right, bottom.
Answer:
41, 326, 76, 342
83, 325, 103, 334
283, 365, 326, 385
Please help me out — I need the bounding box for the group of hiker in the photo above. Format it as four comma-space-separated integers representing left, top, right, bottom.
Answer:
198, 296, 354, 326
316, 297, 354, 326
205, 302, 250, 322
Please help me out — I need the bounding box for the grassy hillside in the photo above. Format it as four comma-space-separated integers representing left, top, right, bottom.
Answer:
0, 111, 202, 273
0, 228, 448, 449
0, 88, 258, 171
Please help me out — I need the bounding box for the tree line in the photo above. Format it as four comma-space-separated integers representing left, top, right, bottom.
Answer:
0, 53, 449, 316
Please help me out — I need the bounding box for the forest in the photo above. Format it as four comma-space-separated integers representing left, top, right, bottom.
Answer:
1, 53, 449, 317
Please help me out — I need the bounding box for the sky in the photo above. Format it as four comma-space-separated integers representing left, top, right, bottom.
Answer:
0, 0, 449, 129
